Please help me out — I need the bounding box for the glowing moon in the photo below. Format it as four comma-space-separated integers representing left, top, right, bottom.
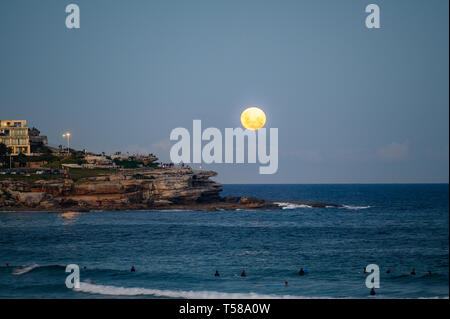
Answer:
240, 107, 266, 130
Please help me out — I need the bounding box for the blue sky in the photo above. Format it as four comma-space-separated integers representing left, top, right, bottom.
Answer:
0, 0, 448, 183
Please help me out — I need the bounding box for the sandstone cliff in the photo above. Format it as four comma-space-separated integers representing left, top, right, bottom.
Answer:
0, 168, 281, 211
0, 168, 220, 210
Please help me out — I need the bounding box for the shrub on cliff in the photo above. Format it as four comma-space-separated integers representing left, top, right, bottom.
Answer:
113, 158, 140, 169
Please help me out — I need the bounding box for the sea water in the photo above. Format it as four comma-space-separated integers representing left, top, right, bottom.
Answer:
0, 184, 448, 298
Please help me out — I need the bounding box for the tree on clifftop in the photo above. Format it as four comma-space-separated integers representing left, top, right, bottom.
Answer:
0, 143, 9, 156
16, 153, 28, 167
0, 143, 12, 166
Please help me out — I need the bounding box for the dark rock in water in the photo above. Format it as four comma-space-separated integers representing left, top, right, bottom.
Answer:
223, 196, 241, 203
240, 197, 266, 205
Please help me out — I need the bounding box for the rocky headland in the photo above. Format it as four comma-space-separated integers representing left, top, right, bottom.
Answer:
0, 168, 340, 211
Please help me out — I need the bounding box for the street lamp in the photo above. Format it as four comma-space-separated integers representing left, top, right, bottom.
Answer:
62, 132, 71, 154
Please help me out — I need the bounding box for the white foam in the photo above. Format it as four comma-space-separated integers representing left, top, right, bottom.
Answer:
75, 282, 302, 299
275, 202, 313, 209
12, 263, 39, 275
341, 205, 371, 210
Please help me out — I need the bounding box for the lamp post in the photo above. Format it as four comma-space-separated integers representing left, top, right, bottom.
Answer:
62, 132, 71, 155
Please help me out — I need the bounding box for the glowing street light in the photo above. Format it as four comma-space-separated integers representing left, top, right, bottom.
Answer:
62, 132, 71, 154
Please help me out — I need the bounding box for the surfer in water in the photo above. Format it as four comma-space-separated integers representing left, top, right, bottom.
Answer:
363, 267, 368, 274
386, 268, 391, 274
214, 270, 220, 277
284, 281, 288, 286
370, 288, 376, 296
241, 269, 246, 277
299, 268, 305, 276
131, 266, 135, 272
411, 268, 416, 275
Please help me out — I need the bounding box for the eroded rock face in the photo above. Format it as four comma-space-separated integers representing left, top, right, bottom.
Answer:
17, 192, 46, 206
0, 168, 223, 211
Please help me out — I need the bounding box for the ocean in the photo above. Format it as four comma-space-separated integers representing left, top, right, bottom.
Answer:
0, 184, 448, 299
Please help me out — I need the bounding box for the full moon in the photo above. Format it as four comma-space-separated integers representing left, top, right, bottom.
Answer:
240, 107, 266, 130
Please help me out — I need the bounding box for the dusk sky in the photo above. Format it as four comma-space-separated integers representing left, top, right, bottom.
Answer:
1, 0, 448, 183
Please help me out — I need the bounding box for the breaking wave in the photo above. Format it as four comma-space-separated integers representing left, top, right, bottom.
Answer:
12, 263, 40, 275
340, 205, 371, 210
75, 282, 302, 299
275, 202, 371, 210
275, 202, 313, 209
